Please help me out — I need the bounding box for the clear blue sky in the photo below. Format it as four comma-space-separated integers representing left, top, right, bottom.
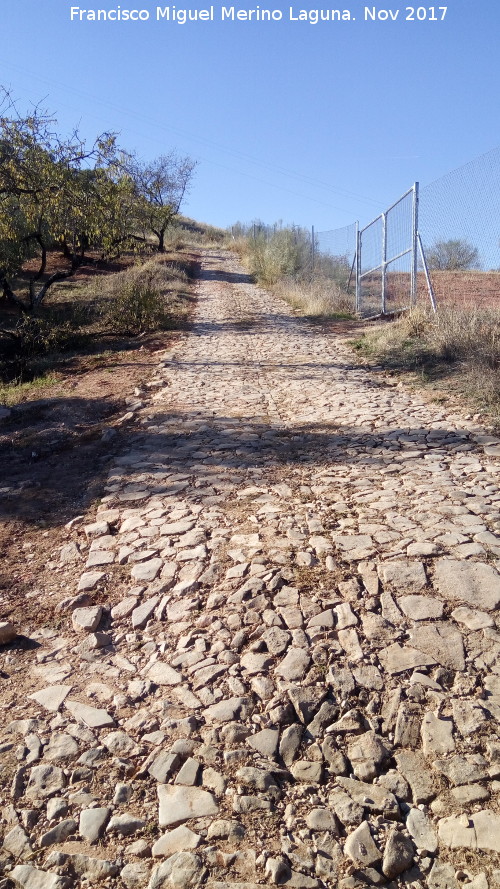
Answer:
1, 1, 499, 233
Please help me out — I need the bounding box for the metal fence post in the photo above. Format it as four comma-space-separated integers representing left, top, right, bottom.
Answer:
411, 182, 419, 306
381, 212, 387, 314
311, 226, 315, 279
355, 222, 361, 314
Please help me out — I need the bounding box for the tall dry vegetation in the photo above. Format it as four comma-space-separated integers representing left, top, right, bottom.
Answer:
353, 304, 500, 422
231, 224, 355, 317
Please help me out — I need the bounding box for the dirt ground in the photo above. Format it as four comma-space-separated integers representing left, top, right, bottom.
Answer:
0, 323, 193, 636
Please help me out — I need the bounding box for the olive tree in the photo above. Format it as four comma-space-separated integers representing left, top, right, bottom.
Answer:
426, 239, 481, 271
0, 90, 132, 312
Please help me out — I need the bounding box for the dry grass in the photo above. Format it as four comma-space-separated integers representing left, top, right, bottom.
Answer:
230, 229, 355, 318
273, 277, 354, 318
88, 255, 191, 335
0, 247, 197, 390
351, 304, 500, 424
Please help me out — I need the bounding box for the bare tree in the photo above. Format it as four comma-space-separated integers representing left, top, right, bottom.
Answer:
127, 152, 197, 252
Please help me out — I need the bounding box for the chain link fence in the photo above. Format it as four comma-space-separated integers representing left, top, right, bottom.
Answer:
418, 146, 500, 308
233, 144, 500, 317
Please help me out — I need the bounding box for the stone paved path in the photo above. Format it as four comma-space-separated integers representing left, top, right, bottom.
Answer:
2, 249, 500, 889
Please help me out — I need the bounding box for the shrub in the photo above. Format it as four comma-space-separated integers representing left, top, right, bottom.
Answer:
97, 259, 187, 335
353, 303, 500, 419
248, 229, 311, 286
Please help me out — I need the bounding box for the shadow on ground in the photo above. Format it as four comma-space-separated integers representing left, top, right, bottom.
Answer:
0, 394, 476, 527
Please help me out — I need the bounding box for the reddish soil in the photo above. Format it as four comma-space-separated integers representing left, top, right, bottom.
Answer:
417, 270, 500, 308
0, 251, 199, 632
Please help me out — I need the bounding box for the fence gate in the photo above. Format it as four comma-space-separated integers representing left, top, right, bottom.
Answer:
356, 184, 419, 317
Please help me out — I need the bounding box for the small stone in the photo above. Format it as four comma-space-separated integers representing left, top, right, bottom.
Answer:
262, 626, 291, 655
152, 825, 201, 857
158, 785, 218, 828
434, 560, 500, 611
428, 861, 460, 889
344, 820, 381, 866
347, 731, 391, 781
175, 758, 201, 785
306, 808, 338, 833
148, 852, 207, 889
0, 620, 17, 644
207, 819, 246, 842
8, 865, 67, 889
334, 603, 358, 629
398, 595, 443, 621
65, 700, 115, 728
28, 685, 72, 713
103, 730, 140, 757
47, 798, 68, 821
336, 777, 399, 818
275, 647, 311, 681
106, 813, 146, 836
380, 560, 427, 592
2, 824, 33, 859
235, 766, 277, 792
132, 598, 160, 630
131, 558, 163, 583
84, 520, 110, 538
432, 754, 489, 786
290, 760, 323, 782
146, 661, 183, 686
279, 724, 303, 766
114, 783, 133, 804
288, 686, 327, 723
203, 696, 252, 723
44, 733, 79, 762
409, 622, 465, 671
382, 827, 414, 878
328, 788, 364, 826
39, 818, 78, 848
395, 751, 436, 803
246, 728, 280, 757
421, 712, 455, 756
337, 627, 363, 662
451, 784, 490, 804
149, 752, 181, 783
26, 765, 66, 800
77, 572, 105, 592
240, 651, 273, 674
121, 862, 152, 889
378, 642, 436, 674
79, 807, 111, 843
406, 807, 438, 854
451, 699, 488, 736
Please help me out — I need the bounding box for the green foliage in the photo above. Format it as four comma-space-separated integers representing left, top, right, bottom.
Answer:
426, 239, 481, 271
108, 279, 165, 335
126, 152, 197, 252
248, 227, 312, 286
9, 315, 83, 356
98, 260, 185, 335
0, 88, 197, 312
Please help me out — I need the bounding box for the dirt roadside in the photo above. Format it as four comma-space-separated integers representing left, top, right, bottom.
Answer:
0, 262, 199, 633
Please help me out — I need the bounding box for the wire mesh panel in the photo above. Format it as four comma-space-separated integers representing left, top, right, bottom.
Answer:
385, 252, 413, 313
419, 146, 500, 307
357, 185, 417, 317
385, 189, 416, 312
314, 223, 357, 290
359, 268, 383, 317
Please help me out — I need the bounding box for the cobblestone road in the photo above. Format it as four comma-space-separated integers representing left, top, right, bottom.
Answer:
2, 249, 500, 889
